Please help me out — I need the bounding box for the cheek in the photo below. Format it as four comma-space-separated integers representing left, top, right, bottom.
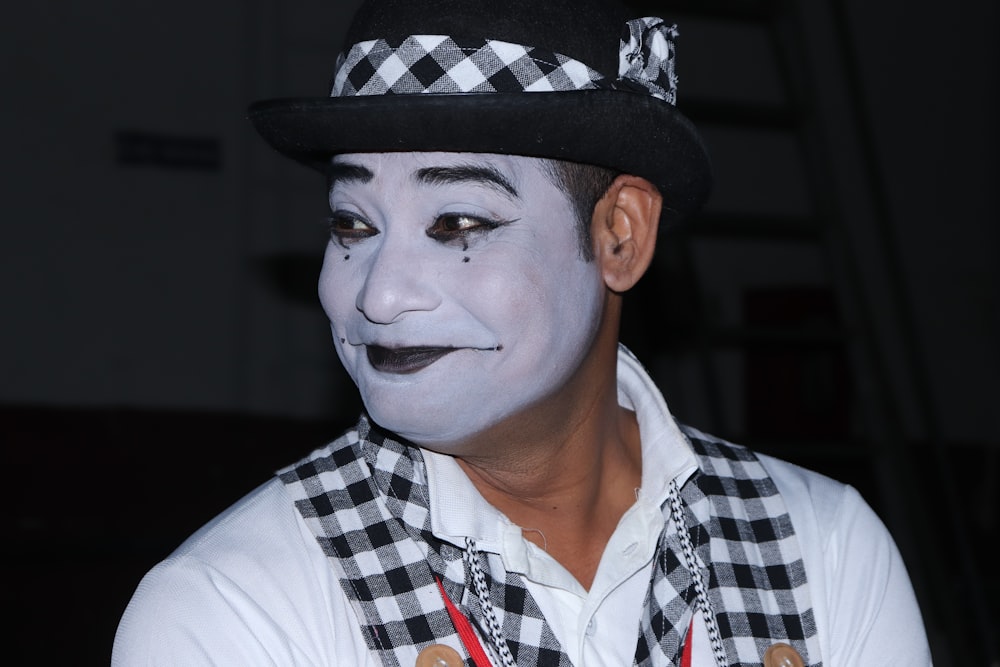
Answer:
533, 252, 604, 354
318, 244, 359, 323
523, 240, 601, 308
317, 246, 368, 382
451, 253, 537, 327
468, 250, 603, 348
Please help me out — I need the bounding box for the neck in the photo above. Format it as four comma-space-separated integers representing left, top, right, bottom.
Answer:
452, 300, 642, 589
458, 402, 641, 590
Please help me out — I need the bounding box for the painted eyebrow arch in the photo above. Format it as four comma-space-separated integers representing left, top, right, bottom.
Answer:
415, 164, 519, 199
327, 162, 374, 188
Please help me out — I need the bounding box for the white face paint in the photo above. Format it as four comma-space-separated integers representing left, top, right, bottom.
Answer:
319, 152, 605, 447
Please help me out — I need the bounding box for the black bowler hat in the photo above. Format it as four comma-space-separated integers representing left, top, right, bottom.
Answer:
248, 0, 712, 225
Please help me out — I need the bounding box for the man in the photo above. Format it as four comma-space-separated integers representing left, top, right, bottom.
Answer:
113, 0, 932, 665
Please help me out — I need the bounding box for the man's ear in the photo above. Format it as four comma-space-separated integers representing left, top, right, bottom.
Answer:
592, 174, 661, 293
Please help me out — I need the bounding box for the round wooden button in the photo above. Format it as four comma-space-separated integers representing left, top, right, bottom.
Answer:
763, 642, 805, 667
415, 643, 464, 667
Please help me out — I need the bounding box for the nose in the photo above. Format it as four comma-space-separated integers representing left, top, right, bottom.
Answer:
356, 238, 441, 324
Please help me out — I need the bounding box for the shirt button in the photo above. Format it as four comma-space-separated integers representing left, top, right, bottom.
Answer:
586, 618, 597, 636
763, 642, 805, 667
416, 644, 464, 667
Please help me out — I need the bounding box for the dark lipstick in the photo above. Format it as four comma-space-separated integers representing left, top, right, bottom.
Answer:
366, 346, 457, 373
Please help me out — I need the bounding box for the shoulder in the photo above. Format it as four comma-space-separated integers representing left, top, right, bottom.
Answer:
680, 423, 862, 529
112, 480, 326, 664
113, 450, 372, 665
735, 445, 932, 665
759, 452, 931, 663
678, 425, 932, 664
681, 425, 910, 595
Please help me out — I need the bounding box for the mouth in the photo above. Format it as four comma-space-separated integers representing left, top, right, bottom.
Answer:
366, 345, 458, 374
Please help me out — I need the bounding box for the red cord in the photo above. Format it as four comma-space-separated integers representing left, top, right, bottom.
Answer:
681, 617, 694, 667
436, 575, 692, 666
435, 577, 495, 667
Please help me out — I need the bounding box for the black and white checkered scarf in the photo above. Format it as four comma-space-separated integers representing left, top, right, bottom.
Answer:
280, 418, 820, 666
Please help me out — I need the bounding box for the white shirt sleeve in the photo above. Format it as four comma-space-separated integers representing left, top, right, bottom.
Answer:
111, 479, 376, 667
761, 454, 933, 666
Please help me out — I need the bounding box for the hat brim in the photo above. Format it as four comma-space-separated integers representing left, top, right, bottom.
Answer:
248, 90, 712, 226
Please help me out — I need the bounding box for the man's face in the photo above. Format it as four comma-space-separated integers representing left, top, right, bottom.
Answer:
319, 152, 606, 448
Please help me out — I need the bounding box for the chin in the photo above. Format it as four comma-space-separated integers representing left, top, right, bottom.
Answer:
364, 403, 492, 452
375, 422, 468, 452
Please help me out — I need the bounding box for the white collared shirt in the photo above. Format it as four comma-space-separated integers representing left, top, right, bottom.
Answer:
113, 349, 932, 666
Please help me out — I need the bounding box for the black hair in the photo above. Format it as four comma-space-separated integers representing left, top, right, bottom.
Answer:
542, 160, 620, 261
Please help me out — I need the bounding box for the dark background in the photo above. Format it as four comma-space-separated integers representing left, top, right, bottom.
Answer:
3, 0, 997, 664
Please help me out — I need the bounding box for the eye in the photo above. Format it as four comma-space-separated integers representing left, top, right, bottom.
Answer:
426, 213, 508, 244
328, 210, 377, 246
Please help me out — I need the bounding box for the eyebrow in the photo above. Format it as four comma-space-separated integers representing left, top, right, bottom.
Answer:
415, 164, 520, 199
327, 162, 374, 188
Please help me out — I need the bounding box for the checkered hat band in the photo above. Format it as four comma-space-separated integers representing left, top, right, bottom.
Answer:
332, 36, 611, 96
619, 18, 679, 105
